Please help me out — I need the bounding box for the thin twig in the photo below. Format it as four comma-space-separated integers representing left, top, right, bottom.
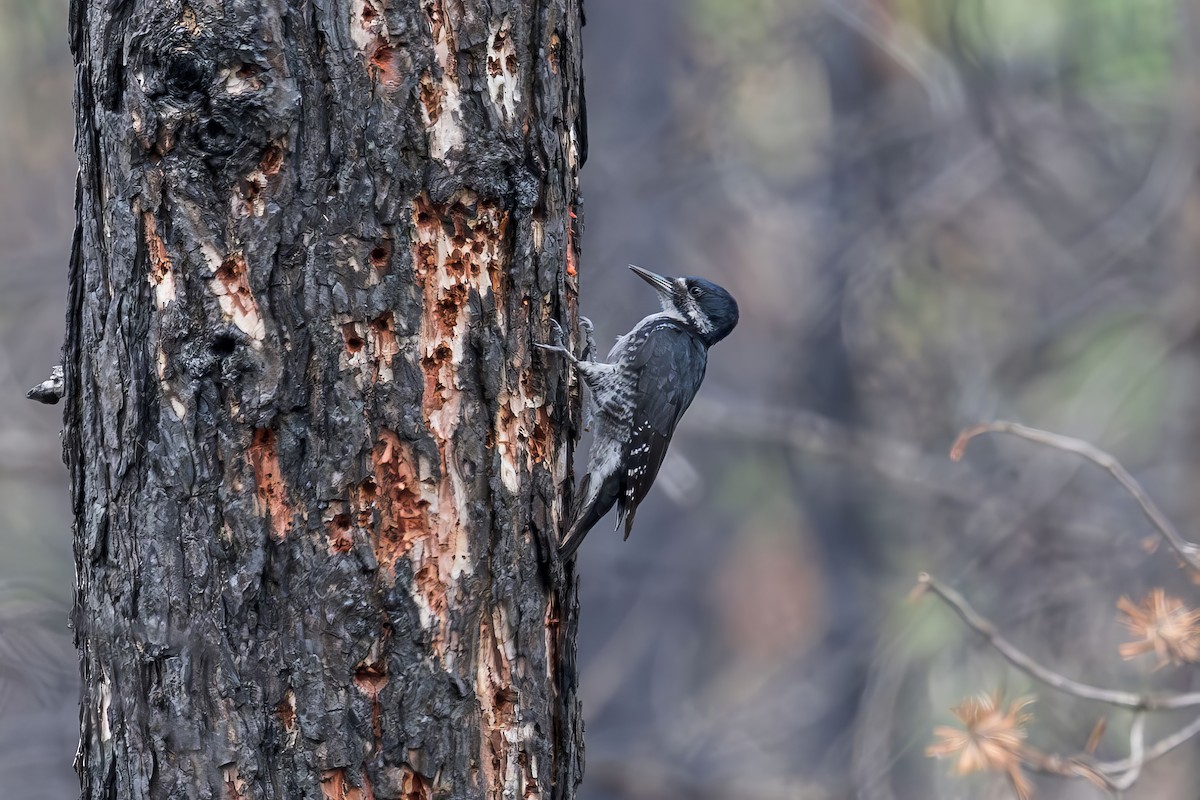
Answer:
1027, 709, 1198, 793
1003, 710, 1199, 794
915, 573, 1200, 711
1020, 748, 1115, 792
950, 421, 1200, 572
1111, 711, 1146, 791
1097, 712, 1200, 774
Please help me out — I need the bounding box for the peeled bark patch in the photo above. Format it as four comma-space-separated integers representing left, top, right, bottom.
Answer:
487, 19, 520, 122
233, 143, 284, 218
142, 211, 175, 309
211, 253, 265, 342
223, 767, 248, 800
421, 0, 464, 159
66, 0, 586, 797
477, 608, 536, 797
367, 431, 440, 588
368, 313, 399, 383
249, 427, 293, 541
320, 769, 374, 800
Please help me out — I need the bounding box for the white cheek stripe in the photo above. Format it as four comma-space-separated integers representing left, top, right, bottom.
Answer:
684, 296, 712, 334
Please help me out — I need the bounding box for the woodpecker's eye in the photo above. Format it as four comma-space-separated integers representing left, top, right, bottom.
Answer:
689, 286, 703, 298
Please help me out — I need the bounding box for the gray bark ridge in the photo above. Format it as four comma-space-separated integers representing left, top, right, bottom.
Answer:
64, 1, 587, 798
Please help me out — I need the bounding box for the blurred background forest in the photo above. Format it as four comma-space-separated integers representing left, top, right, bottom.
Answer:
5, 0, 1200, 797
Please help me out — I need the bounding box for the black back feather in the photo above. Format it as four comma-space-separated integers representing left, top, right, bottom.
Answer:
615, 321, 708, 536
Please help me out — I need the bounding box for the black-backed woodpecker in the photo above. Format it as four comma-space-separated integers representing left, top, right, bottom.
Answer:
538, 265, 739, 559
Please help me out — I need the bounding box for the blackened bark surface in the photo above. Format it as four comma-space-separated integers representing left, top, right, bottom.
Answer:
64, 0, 585, 797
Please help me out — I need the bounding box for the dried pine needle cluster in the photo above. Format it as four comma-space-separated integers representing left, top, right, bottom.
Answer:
927, 693, 1034, 800
1117, 589, 1200, 668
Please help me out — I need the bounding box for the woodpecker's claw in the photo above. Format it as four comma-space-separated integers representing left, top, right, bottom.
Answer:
548, 319, 566, 347
535, 319, 575, 361
578, 316, 596, 362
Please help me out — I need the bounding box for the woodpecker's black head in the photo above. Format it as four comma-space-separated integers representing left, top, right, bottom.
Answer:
629, 265, 739, 346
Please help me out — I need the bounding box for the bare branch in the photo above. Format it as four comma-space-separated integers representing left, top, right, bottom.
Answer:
950, 421, 1200, 572
1005, 709, 1200, 795
1019, 748, 1115, 793
1019, 708, 1200, 794
1111, 711, 1146, 791
926, 422, 1200, 794
1097, 713, 1200, 774
915, 573, 1200, 711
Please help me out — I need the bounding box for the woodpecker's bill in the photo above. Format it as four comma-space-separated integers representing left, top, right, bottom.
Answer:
538, 265, 739, 559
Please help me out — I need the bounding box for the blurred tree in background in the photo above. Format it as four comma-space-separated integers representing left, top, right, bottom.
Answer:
6, 0, 1200, 798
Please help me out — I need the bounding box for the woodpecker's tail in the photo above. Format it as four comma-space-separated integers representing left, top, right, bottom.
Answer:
559, 497, 605, 561
558, 473, 619, 561
558, 522, 589, 561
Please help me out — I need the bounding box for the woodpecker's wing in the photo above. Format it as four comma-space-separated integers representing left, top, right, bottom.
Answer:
616, 321, 708, 538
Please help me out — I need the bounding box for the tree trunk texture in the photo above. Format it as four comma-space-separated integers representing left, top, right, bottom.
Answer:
63, 0, 586, 797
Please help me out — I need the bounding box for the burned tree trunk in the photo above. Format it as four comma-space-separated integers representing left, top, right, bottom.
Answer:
64, 0, 585, 797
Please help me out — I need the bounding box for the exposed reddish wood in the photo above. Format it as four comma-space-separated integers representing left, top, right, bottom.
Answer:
343, 322, 366, 354
320, 768, 374, 800
211, 253, 265, 341
354, 656, 388, 754
326, 507, 355, 554
529, 406, 553, 465
222, 766, 247, 800
275, 691, 296, 733
248, 428, 293, 541
369, 241, 392, 272
565, 206, 577, 277
477, 609, 525, 797
364, 431, 431, 573
401, 769, 431, 800
419, 73, 444, 124
258, 144, 284, 176
369, 45, 403, 87
232, 143, 285, 218
367, 313, 399, 384
143, 213, 171, 285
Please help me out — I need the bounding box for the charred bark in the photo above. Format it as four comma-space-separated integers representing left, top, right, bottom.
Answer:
63, 0, 585, 797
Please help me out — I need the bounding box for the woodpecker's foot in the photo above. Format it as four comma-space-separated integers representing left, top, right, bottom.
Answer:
548, 319, 566, 347
578, 317, 596, 430
535, 319, 576, 362
578, 316, 596, 362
